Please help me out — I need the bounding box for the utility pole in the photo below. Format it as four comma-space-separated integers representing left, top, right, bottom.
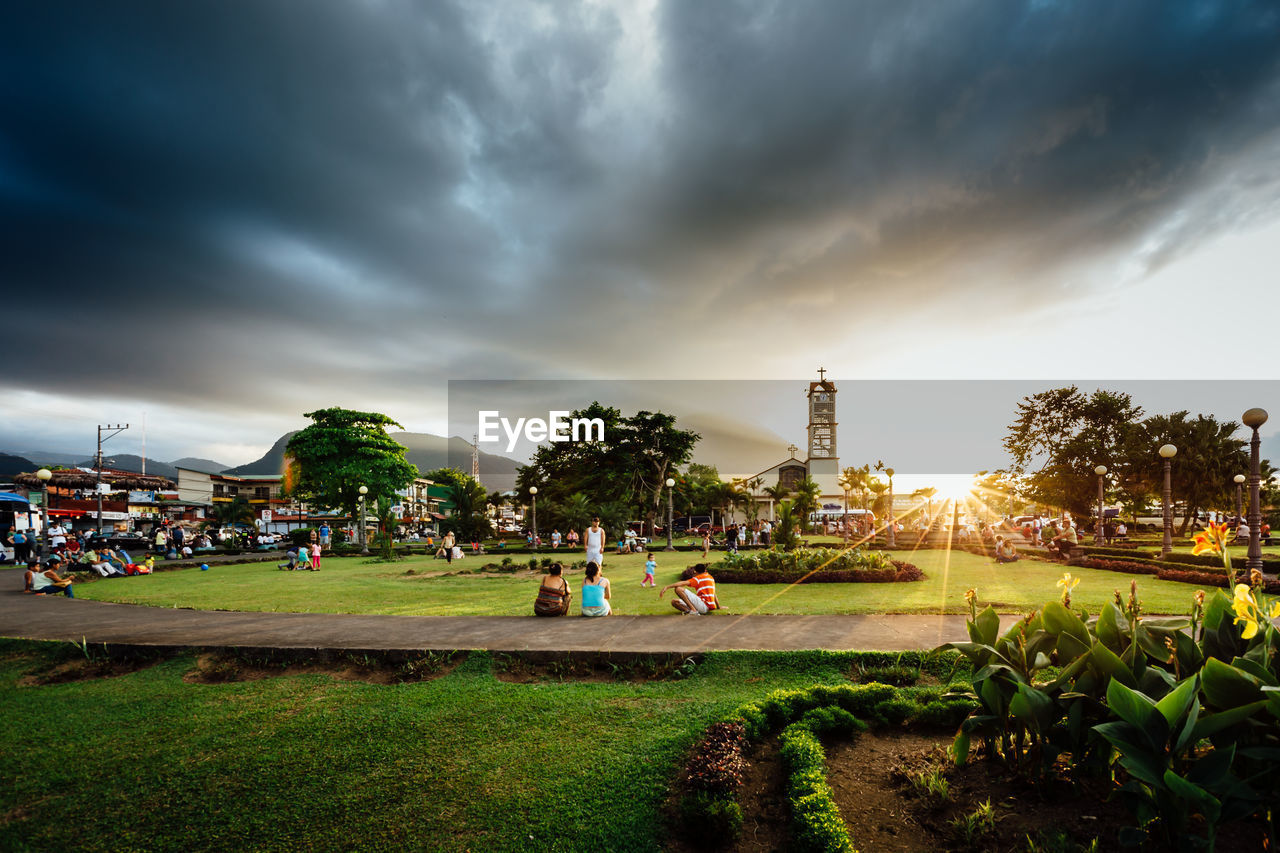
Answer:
96, 423, 129, 534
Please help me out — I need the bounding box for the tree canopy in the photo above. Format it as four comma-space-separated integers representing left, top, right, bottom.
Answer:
1000, 387, 1274, 529
284, 408, 418, 520
515, 402, 699, 533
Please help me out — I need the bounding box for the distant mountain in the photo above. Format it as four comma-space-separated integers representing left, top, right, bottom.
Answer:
223, 431, 521, 492
15, 450, 88, 468
0, 453, 35, 479
172, 456, 232, 473
75, 454, 179, 480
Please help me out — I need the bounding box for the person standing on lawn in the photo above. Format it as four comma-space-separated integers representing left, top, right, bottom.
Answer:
583, 517, 605, 568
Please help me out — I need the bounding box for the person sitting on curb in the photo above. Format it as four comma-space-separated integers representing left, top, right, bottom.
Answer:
25, 555, 76, 597
660, 564, 719, 615
1048, 522, 1078, 559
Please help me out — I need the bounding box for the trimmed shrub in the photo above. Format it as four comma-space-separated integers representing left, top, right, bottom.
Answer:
798, 706, 867, 738
780, 723, 856, 853
678, 791, 743, 848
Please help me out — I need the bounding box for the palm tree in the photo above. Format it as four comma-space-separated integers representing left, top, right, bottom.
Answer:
774, 499, 799, 550
913, 487, 938, 527
212, 497, 256, 543
559, 492, 593, 534
791, 476, 821, 533
374, 495, 400, 559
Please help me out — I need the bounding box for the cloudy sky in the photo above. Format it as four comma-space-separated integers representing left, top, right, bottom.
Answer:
4, 1, 1280, 468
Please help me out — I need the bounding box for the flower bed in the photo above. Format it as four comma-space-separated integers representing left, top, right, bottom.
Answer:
706, 547, 924, 584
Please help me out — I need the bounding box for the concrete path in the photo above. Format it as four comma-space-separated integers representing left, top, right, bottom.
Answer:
0, 576, 1004, 654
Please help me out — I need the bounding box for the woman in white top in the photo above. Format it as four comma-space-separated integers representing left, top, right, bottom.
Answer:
583, 518, 605, 568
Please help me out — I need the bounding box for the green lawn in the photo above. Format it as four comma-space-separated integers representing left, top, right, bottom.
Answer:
73, 545, 1212, 616
0, 640, 924, 852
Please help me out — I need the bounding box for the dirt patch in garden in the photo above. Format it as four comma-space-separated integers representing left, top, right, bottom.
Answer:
491, 651, 700, 683
701, 729, 1271, 852
18, 647, 177, 686
183, 649, 465, 685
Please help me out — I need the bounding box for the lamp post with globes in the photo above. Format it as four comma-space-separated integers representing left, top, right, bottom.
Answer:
1243, 408, 1268, 573
36, 468, 52, 558
1159, 444, 1177, 558
1234, 473, 1246, 524
665, 478, 676, 551
529, 486, 538, 550
358, 485, 369, 555
1094, 466, 1107, 544
885, 468, 896, 547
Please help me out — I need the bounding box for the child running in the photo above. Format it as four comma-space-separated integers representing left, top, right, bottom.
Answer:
642, 552, 657, 588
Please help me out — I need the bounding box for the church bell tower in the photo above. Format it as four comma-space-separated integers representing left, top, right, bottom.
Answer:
806, 368, 838, 482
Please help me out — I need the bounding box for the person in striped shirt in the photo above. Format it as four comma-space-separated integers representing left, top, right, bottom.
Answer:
660, 564, 719, 615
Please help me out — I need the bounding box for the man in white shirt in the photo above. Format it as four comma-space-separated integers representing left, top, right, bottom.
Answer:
48, 524, 67, 549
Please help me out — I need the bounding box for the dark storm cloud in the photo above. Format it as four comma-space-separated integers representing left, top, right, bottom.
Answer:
2, 0, 1279, 419
588, 0, 1280, 307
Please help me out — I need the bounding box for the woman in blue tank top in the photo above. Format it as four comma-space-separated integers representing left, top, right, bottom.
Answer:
580, 561, 611, 617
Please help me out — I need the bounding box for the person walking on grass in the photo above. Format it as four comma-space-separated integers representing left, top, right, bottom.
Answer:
701, 528, 711, 559
642, 552, 657, 588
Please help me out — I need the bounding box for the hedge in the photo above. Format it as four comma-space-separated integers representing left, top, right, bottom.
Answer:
713, 560, 924, 584
678, 678, 976, 850
1074, 557, 1280, 593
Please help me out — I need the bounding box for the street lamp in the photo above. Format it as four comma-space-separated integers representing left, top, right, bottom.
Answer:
1159, 444, 1177, 558
358, 485, 369, 555
885, 468, 896, 547
664, 478, 676, 551
1234, 473, 1246, 524
1094, 465, 1107, 545
529, 486, 538, 550
1243, 408, 1269, 573
36, 468, 52, 558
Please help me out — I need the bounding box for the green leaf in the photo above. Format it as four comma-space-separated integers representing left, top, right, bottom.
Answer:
1186, 744, 1235, 787
1093, 721, 1165, 786
1163, 770, 1221, 823
1202, 589, 1232, 632
1106, 678, 1157, 730
1229, 656, 1278, 686
1154, 676, 1199, 728
974, 605, 1000, 646
1056, 630, 1092, 664
1189, 700, 1268, 741
1009, 683, 1055, 734
1201, 658, 1263, 709
1096, 602, 1127, 651
951, 731, 970, 766
1091, 640, 1136, 688
1043, 601, 1090, 643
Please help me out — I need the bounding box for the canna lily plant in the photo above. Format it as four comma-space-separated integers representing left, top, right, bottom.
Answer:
1056, 572, 1080, 607
1191, 520, 1234, 586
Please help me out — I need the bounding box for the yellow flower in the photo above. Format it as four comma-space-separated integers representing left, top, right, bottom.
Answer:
1191, 521, 1231, 557
1231, 583, 1280, 640
1057, 573, 1080, 592
964, 588, 977, 605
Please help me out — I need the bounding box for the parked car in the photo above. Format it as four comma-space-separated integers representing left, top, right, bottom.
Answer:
95, 532, 151, 552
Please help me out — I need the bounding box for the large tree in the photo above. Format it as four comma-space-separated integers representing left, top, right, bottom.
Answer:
285, 408, 419, 527
515, 403, 699, 534
1001, 387, 1144, 517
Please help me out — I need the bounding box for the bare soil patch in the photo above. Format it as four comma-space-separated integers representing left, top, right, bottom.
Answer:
18, 647, 176, 686
183, 648, 465, 685
492, 651, 700, 683
709, 729, 1270, 852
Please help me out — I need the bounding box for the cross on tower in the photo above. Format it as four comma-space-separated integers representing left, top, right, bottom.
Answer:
817, 367, 827, 382
787, 443, 799, 458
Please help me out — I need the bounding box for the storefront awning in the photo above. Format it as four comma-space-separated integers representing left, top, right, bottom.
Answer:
0, 492, 31, 508
47, 509, 89, 518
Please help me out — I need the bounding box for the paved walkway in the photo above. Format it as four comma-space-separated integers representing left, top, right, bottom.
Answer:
0, 570, 1004, 653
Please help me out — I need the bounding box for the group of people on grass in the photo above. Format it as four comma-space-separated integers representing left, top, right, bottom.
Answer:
533, 548, 719, 618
